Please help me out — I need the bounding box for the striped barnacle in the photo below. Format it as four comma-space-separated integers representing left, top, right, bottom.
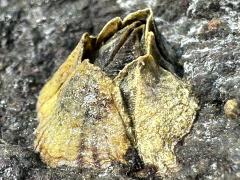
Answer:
34, 9, 198, 175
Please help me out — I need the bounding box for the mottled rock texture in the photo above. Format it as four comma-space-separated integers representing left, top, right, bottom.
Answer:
0, 0, 239, 179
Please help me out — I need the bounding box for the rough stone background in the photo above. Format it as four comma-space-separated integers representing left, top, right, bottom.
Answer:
0, 0, 239, 179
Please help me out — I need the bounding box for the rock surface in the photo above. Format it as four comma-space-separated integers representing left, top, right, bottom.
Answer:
0, 0, 239, 179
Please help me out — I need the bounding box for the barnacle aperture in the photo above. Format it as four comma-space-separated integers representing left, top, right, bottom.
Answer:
34, 9, 198, 175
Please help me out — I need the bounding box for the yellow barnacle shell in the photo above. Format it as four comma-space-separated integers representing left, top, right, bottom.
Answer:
34, 8, 198, 176
35, 59, 130, 168
114, 54, 198, 174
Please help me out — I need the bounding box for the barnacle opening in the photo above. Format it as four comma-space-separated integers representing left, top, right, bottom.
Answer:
80, 8, 183, 78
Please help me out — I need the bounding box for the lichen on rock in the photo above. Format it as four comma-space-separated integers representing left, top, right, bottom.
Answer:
34, 8, 198, 175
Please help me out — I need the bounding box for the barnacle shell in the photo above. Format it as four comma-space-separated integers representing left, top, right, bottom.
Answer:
224, 99, 240, 120
114, 54, 198, 174
34, 8, 198, 175
35, 60, 130, 168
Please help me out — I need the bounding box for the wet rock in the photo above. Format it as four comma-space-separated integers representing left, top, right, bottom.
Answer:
161, 0, 240, 179
187, 0, 221, 19
116, 0, 189, 22
0, 144, 41, 179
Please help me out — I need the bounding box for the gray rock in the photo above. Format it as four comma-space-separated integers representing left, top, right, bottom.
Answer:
0, 0, 240, 179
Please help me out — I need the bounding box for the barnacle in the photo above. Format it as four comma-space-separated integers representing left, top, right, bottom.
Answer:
34, 8, 198, 175
224, 99, 240, 120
